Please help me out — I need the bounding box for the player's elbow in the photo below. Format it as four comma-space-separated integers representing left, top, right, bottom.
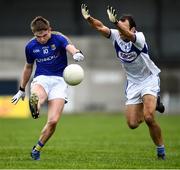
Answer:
95, 27, 109, 37
95, 26, 103, 32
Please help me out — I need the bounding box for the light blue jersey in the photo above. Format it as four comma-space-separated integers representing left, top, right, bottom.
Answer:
25, 32, 69, 78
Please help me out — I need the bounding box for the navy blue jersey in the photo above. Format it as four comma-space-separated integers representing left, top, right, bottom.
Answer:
25, 32, 69, 77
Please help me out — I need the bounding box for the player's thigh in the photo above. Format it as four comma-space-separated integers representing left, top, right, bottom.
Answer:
143, 94, 156, 115
125, 103, 143, 123
47, 99, 65, 122
31, 84, 47, 104
48, 77, 68, 102
141, 74, 159, 114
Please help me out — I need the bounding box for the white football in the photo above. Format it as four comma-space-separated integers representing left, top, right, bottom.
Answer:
63, 64, 84, 86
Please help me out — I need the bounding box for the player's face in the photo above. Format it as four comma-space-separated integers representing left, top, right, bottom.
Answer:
34, 30, 51, 44
119, 20, 133, 41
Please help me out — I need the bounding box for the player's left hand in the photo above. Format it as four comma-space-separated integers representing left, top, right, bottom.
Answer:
11, 89, 25, 104
73, 51, 84, 62
107, 6, 118, 24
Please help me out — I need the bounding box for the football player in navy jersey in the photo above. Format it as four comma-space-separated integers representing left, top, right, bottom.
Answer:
11, 16, 84, 160
81, 4, 165, 159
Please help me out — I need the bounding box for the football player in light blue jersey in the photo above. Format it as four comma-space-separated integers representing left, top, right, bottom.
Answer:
81, 4, 165, 160
11, 16, 84, 160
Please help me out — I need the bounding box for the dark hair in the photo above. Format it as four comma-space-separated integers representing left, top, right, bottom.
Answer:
120, 15, 136, 29
31, 16, 50, 33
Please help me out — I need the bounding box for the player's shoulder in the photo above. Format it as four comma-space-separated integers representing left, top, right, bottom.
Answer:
51, 31, 67, 39
51, 31, 62, 37
25, 37, 37, 49
133, 31, 146, 49
51, 31, 71, 44
135, 31, 145, 39
109, 29, 120, 40
110, 29, 119, 36
51, 31, 70, 43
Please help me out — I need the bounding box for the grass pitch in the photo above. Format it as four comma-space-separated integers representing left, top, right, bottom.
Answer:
0, 113, 180, 169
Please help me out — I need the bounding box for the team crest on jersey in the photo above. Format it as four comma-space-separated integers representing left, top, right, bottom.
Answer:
51, 44, 56, 50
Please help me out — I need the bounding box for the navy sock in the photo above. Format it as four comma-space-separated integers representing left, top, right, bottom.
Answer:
35, 141, 44, 151
157, 145, 165, 155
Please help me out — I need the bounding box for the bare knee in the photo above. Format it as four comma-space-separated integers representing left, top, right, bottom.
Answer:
127, 121, 139, 129
144, 114, 154, 125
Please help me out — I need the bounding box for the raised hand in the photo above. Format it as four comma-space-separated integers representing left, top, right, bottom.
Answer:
81, 4, 90, 20
107, 6, 118, 24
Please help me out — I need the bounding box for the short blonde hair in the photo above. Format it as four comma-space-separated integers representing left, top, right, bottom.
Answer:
31, 16, 50, 33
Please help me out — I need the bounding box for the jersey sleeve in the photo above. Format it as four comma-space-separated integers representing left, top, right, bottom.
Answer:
59, 35, 70, 49
59, 32, 72, 44
109, 29, 119, 41
25, 45, 34, 64
133, 32, 146, 50
52, 31, 70, 49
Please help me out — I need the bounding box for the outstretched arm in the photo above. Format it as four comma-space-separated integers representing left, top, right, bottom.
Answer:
107, 6, 135, 42
81, 4, 110, 38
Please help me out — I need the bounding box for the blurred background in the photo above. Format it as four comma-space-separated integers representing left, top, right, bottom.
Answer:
0, 0, 180, 117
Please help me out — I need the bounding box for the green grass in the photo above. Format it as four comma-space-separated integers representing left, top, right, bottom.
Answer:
0, 113, 180, 169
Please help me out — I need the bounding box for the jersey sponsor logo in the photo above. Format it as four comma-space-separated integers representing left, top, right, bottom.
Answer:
36, 55, 58, 63
118, 51, 137, 62
114, 41, 138, 63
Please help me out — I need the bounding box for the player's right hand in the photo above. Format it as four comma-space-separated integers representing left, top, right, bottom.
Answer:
81, 4, 90, 20
11, 89, 25, 105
